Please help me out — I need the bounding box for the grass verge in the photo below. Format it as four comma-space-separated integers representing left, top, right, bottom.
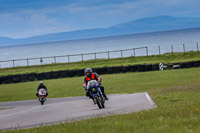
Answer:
2, 67, 200, 133
0, 51, 200, 76
0, 67, 200, 102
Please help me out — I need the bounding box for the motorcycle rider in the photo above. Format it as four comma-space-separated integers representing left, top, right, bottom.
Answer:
83, 68, 108, 100
36, 81, 48, 97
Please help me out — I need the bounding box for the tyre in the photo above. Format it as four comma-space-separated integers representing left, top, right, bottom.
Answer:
40, 98, 44, 105
36, 73, 45, 80
12, 75, 21, 83
101, 99, 105, 108
28, 73, 36, 81
0, 76, 4, 84
52, 71, 60, 79
100, 94, 105, 108
95, 96, 102, 109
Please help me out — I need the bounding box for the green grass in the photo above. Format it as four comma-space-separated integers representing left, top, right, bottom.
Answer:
0, 51, 200, 76
0, 67, 200, 102
2, 67, 200, 133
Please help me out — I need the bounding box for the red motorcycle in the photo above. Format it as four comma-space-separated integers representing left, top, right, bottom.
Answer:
38, 88, 47, 105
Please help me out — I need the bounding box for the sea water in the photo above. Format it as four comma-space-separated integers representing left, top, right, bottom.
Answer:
0, 29, 200, 68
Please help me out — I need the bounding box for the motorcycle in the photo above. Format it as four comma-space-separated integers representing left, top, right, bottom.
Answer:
87, 80, 105, 109
38, 88, 47, 105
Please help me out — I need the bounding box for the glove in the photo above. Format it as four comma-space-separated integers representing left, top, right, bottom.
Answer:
83, 85, 87, 89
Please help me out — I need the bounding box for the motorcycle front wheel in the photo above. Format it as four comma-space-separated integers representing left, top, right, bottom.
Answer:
95, 96, 102, 109
40, 98, 44, 105
99, 94, 105, 108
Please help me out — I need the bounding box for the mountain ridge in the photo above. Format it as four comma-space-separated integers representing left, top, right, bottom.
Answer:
1, 16, 200, 46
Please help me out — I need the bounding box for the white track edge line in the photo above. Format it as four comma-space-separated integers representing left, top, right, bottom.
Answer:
145, 92, 157, 107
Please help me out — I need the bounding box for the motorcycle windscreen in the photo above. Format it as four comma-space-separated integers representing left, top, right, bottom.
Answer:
87, 80, 98, 90
39, 88, 46, 95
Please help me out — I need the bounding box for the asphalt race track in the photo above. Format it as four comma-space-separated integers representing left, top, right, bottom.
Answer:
0, 92, 156, 131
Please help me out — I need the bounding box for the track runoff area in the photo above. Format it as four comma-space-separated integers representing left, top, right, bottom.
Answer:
0, 93, 156, 131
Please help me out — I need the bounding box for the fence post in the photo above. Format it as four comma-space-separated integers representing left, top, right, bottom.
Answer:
171, 45, 173, 54
94, 53, 96, 60
81, 54, 83, 62
68, 55, 70, 63
54, 56, 56, 63
121, 50, 123, 58
133, 48, 136, 57
158, 46, 161, 55
146, 46, 148, 56
12, 60, 15, 67
183, 43, 185, 53
197, 42, 199, 52
27, 59, 29, 66
40, 58, 43, 65
108, 51, 110, 59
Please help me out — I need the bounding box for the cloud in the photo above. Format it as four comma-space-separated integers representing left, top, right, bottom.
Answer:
0, 0, 200, 38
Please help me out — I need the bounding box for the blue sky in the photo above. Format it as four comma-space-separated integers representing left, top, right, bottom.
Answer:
0, 0, 200, 39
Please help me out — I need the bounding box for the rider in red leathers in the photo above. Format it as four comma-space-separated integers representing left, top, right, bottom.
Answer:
83, 68, 108, 100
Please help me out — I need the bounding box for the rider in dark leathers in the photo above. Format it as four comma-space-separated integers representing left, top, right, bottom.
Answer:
36, 81, 48, 97
83, 68, 108, 100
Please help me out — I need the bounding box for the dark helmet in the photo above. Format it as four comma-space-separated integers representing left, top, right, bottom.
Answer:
39, 81, 44, 86
84, 68, 92, 76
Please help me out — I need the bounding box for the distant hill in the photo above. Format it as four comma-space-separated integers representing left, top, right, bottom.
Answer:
1, 16, 200, 46
0, 37, 15, 45
110, 16, 200, 33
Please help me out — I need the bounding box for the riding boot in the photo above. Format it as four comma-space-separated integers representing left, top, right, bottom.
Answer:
103, 93, 109, 100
